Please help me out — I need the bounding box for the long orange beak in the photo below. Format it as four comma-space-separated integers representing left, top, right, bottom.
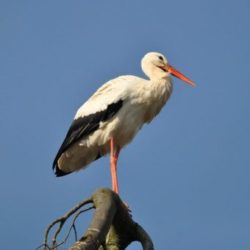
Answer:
161, 64, 195, 87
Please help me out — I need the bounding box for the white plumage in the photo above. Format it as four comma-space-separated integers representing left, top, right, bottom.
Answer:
53, 52, 194, 193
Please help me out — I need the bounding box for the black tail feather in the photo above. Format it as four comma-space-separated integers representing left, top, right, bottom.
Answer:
53, 162, 72, 177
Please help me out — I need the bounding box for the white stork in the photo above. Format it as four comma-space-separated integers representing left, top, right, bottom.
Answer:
53, 52, 194, 193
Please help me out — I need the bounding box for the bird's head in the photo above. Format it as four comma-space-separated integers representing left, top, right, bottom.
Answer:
141, 52, 195, 86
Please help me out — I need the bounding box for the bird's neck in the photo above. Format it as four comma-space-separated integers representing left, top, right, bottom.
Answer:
141, 77, 173, 123
149, 77, 173, 100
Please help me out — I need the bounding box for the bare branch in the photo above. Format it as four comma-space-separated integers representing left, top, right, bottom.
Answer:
40, 188, 154, 250
70, 188, 118, 250
53, 206, 94, 249
70, 188, 154, 250
41, 198, 92, 250
134, 223, 154, 250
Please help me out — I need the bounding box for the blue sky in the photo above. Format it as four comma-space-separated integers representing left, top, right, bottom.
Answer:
1, 0, 250, 249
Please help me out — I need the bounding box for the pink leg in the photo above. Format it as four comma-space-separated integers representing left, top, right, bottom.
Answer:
110, 137, 120, 194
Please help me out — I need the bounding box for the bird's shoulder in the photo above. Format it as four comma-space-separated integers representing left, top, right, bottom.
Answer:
75, 75, 145, 118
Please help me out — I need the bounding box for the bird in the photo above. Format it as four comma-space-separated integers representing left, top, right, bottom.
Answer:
53, 52, 194, 194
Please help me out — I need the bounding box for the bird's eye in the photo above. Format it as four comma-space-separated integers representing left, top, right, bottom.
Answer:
158, 56, 164, 61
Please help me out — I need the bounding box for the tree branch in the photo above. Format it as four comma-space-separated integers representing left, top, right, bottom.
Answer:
40, 188, 154, 250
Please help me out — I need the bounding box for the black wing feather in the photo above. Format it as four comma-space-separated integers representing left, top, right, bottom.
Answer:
52, 100, 123, 174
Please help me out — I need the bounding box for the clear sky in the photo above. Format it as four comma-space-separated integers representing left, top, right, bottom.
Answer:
0, 0, 250, 249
